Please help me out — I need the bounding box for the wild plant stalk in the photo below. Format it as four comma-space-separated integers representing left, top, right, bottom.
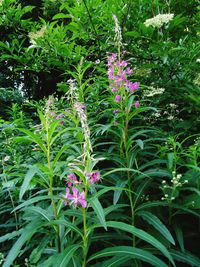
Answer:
2, 161, 18, 230
111, 15, 140, 246
41, 98, 61, 252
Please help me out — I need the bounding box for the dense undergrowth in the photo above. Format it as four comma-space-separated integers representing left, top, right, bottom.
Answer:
0, 0, 200, 266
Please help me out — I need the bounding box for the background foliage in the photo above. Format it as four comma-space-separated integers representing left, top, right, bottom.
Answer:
0, 0, 200, 266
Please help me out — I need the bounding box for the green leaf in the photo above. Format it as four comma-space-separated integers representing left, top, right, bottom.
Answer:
174, 224, 185, 252
18, 128, 46, 153
113, 180, 127, 205
89, 198, 107, 230
137, 211, 175, 245
88, 246, 168, 267
50, 220, 83, 237
90, 255, 130, 267
55, 244, 80, 267
2, 221, 44, 267
19, 166, 37, 200
13, 195, 53, 212
27, 206, 52, 222
170, 249, 200, 267
0, 229, 23, 243
106, 221, 175, 265
52, 13, 71, 20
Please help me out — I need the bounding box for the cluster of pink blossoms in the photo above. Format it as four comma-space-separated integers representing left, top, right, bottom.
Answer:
107, 53, 140, 107
64, 171, 100, 208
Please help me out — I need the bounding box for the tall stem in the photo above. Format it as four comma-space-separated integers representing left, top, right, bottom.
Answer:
82, 207, 88, 267
46, 117, 61, 253
2, 165, 18, 230
123, 105, 135, 246
82, 185, 88, 267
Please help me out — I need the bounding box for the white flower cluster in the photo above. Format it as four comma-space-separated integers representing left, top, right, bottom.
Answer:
74, 102, 92, 154
143, 86, 165, 97
196, 59, 200, 63
113, 14, 123, 47
144, 13, 174, 28
28, 26, 47, 45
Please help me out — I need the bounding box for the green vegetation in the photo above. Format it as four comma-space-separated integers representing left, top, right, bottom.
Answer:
0, 0, 199, 266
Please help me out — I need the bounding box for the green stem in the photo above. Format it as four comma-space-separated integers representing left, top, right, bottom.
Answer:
2, 165, 18, 230
123, 106, 136, 246
82, 207, 88, 267
46, 117, 61, 253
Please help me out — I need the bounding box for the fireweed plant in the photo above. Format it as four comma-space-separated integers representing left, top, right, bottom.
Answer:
63, 80, 102, 267
107, 15, 141, 244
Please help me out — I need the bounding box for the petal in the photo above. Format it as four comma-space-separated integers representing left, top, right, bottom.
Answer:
72, 187, 79, 197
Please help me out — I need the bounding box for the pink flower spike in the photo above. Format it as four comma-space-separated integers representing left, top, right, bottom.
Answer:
135, 101, 140, 108
115, 95, 121, 102
113, 109, 119, 114
114, 120, 118, 125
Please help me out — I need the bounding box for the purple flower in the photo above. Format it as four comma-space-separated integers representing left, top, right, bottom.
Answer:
50, 111, 55, 116
66, 173, 77, 187
107, 53, 117, 66
115, 60, 128, 67
87, 172, 101, 184
66, 187, 87, 208
135, 101, 140, 108
125, 67, 133, 76
113, 109, 119, 114
115, 95, 121, 102
112, 87, 118, 93
129, 82, 139, 92
55, 113, 64, 120
114, 120, 118, 125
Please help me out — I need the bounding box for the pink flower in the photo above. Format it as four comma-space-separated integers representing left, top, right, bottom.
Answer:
66, 187, 87, 208
115, 60, 128, 67
55, 113, 64, 120
115, 95, 121, 102
114, 120, 118, 125
113, 109, 119, 114
135, 101, 140, 108
130, 82, 139, 92
125, 67, 133, 76
87, 172, 101, 184
66, 173, 77, 187
50, 111, 55, 116
112, 87, 118, 93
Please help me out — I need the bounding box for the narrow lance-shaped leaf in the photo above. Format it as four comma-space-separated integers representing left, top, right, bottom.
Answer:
88, 246, 168, 267
137, 211, 175, 245
19, 166, 37, 200
106, 221, 175, 266
89, 198, 107, 230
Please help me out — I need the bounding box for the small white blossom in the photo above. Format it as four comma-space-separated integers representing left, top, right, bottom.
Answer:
143, 86, 165, 97
144, 14, 174, 28
3, 156, 10, 162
